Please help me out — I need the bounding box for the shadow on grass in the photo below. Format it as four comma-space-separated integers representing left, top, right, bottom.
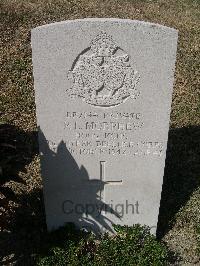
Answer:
0, 123, 39, 229
157, 125, 200, 238
0, 188, 46, 265
0, 124, 45, 265
0, 124, 38, 185
0, 123, 199, 264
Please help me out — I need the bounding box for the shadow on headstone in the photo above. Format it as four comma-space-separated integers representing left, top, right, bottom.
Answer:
0, 124, 119, 264
0, 124, 199, 264
38, 128, 120, 234
157, 125, 200, 238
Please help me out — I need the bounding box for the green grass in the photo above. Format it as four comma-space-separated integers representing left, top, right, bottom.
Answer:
0, 0, 199, 265
37, 224, 171, 266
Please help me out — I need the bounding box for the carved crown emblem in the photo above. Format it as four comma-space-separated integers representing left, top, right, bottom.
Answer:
67, 31, 140, 107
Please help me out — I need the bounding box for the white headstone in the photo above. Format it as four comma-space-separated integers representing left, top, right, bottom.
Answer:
31, 18, 178, 233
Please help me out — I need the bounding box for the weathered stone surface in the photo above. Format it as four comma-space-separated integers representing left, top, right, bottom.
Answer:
31, 18, 178, 233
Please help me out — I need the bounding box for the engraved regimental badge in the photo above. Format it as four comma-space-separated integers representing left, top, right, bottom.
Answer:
67, 32, 140, 107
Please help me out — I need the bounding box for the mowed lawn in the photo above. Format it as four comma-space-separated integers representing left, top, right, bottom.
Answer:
0, 0, 200, 265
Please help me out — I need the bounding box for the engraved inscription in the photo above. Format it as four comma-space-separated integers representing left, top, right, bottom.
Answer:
47, 109, 164, 157
48, 139, 163, 157
67, 31, 140, 107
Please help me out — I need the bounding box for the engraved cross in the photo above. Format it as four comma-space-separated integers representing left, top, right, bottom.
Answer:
99, 161, 123, 201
